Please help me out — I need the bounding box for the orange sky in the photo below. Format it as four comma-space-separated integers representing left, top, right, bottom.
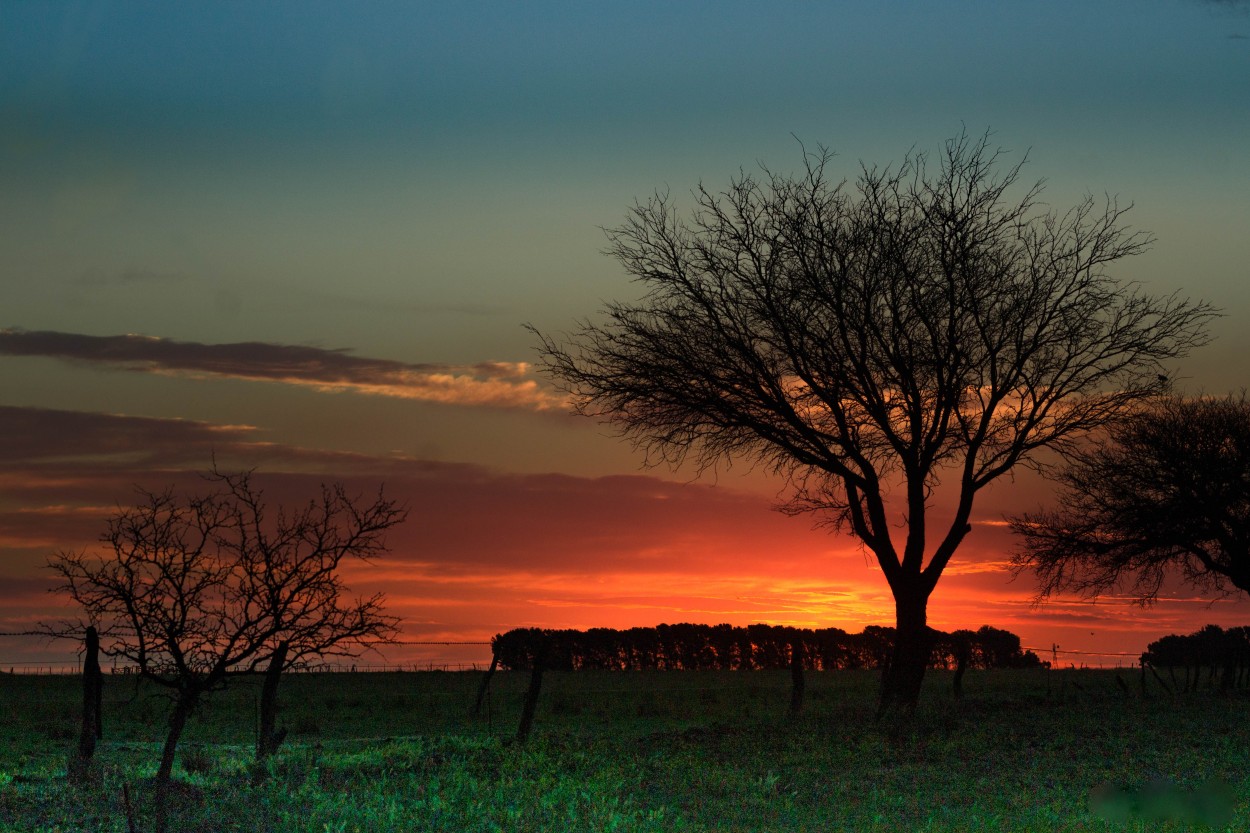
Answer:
4, 4, 1250, 673
4, 402, 1250, 672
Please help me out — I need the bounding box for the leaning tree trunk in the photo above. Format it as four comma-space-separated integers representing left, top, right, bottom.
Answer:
877, 586, 932, 719
156, 690, 197, 784
256, 641, 290, 763
516, 636, 548, 744
472, 651, 499, 717
155, 688, 199, 833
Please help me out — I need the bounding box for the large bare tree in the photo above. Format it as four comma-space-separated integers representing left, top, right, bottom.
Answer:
1011, 393, 1250, 603
531, 131, 1214, 714
46, 469, 406, 795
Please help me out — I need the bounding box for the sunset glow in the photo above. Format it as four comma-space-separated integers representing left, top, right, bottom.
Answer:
3, 2, 1250, 675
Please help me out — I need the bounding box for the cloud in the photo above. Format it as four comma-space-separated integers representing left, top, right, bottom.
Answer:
0, 404, 883, 628
0, 328, 565, 411
0, 405, 260, 465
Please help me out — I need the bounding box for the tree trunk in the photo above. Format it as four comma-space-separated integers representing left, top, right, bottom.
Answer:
472, 652, 499, 717
1147, 662, 1173, 695
1221, 654, 1236, 691
256, 641, 289, 762
155, 689, 197, 833
516, 640, 546, 743
952, 649, 968, 702
788, 638, 805, 716
157, 691, 196, 784
877, 588, 931, 719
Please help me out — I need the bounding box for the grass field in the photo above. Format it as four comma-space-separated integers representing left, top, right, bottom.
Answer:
0, 667, 1245, 831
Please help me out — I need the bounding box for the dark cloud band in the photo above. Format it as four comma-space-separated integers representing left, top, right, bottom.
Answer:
0, 329, 560, 410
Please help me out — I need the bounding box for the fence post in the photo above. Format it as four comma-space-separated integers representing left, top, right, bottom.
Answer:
70, 626, 103, 781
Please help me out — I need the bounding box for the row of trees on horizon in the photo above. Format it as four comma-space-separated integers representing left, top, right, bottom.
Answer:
1142, 624, 1250, 689
493, 622, 1250, 680
490, 623, 1044, 672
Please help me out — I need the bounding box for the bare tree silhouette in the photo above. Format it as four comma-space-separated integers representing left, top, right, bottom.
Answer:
45, 467, 405, 823
532, 130, 1214, 715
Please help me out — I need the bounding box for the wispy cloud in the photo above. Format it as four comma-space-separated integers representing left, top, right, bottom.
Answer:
0, 328, 564, 411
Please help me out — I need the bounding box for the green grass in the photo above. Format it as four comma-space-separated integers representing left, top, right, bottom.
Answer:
0, 668, 1245, 831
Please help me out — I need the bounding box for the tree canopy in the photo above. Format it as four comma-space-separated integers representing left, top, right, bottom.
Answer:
490, 623, 1042, 672
1011, 394, 1250, 604
533, 130, 1214, 712
46, 468, 406, 787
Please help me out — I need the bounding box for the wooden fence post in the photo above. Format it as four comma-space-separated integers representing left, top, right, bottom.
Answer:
71, 625, 103, 781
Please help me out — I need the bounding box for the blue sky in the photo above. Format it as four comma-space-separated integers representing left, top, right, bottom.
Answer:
1, 1, 1248, 667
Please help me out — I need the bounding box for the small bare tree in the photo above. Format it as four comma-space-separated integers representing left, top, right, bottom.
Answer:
46, 469, 406, 797
532, 130, 1215, 715
1011, 393, 1250, 603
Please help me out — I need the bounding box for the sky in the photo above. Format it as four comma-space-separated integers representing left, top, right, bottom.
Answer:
2, 1, 1249, 670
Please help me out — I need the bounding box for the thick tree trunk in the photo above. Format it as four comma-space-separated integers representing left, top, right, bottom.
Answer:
877, 588, 932, 719
256, 641, 289, 762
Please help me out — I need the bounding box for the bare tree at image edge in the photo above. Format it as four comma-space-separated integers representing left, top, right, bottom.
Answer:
530, 131, 1215, 716
45, 469, 406, 796
1010, 393, 1250, 605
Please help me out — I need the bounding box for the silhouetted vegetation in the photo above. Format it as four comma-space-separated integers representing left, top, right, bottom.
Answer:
532, 130, 1214, 715
1013, 393, 1250, 605
43, 467, 406, 825
1141, 623, 1250, 691
490, 623, 1043, 672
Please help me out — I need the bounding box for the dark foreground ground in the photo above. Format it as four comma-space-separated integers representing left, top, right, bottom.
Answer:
0, 668, 1244, 831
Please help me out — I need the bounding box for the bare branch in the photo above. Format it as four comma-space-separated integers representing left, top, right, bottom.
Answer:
530, 129, 1215, 713
44, 470, 406, 685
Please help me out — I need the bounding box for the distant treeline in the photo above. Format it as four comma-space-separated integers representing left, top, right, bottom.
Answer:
491, 623, 1044, 672
1141, 624, 1250, 690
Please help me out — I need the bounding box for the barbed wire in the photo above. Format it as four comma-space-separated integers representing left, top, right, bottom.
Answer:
1024, 646, 1141, 657
390, 641, 492, 645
